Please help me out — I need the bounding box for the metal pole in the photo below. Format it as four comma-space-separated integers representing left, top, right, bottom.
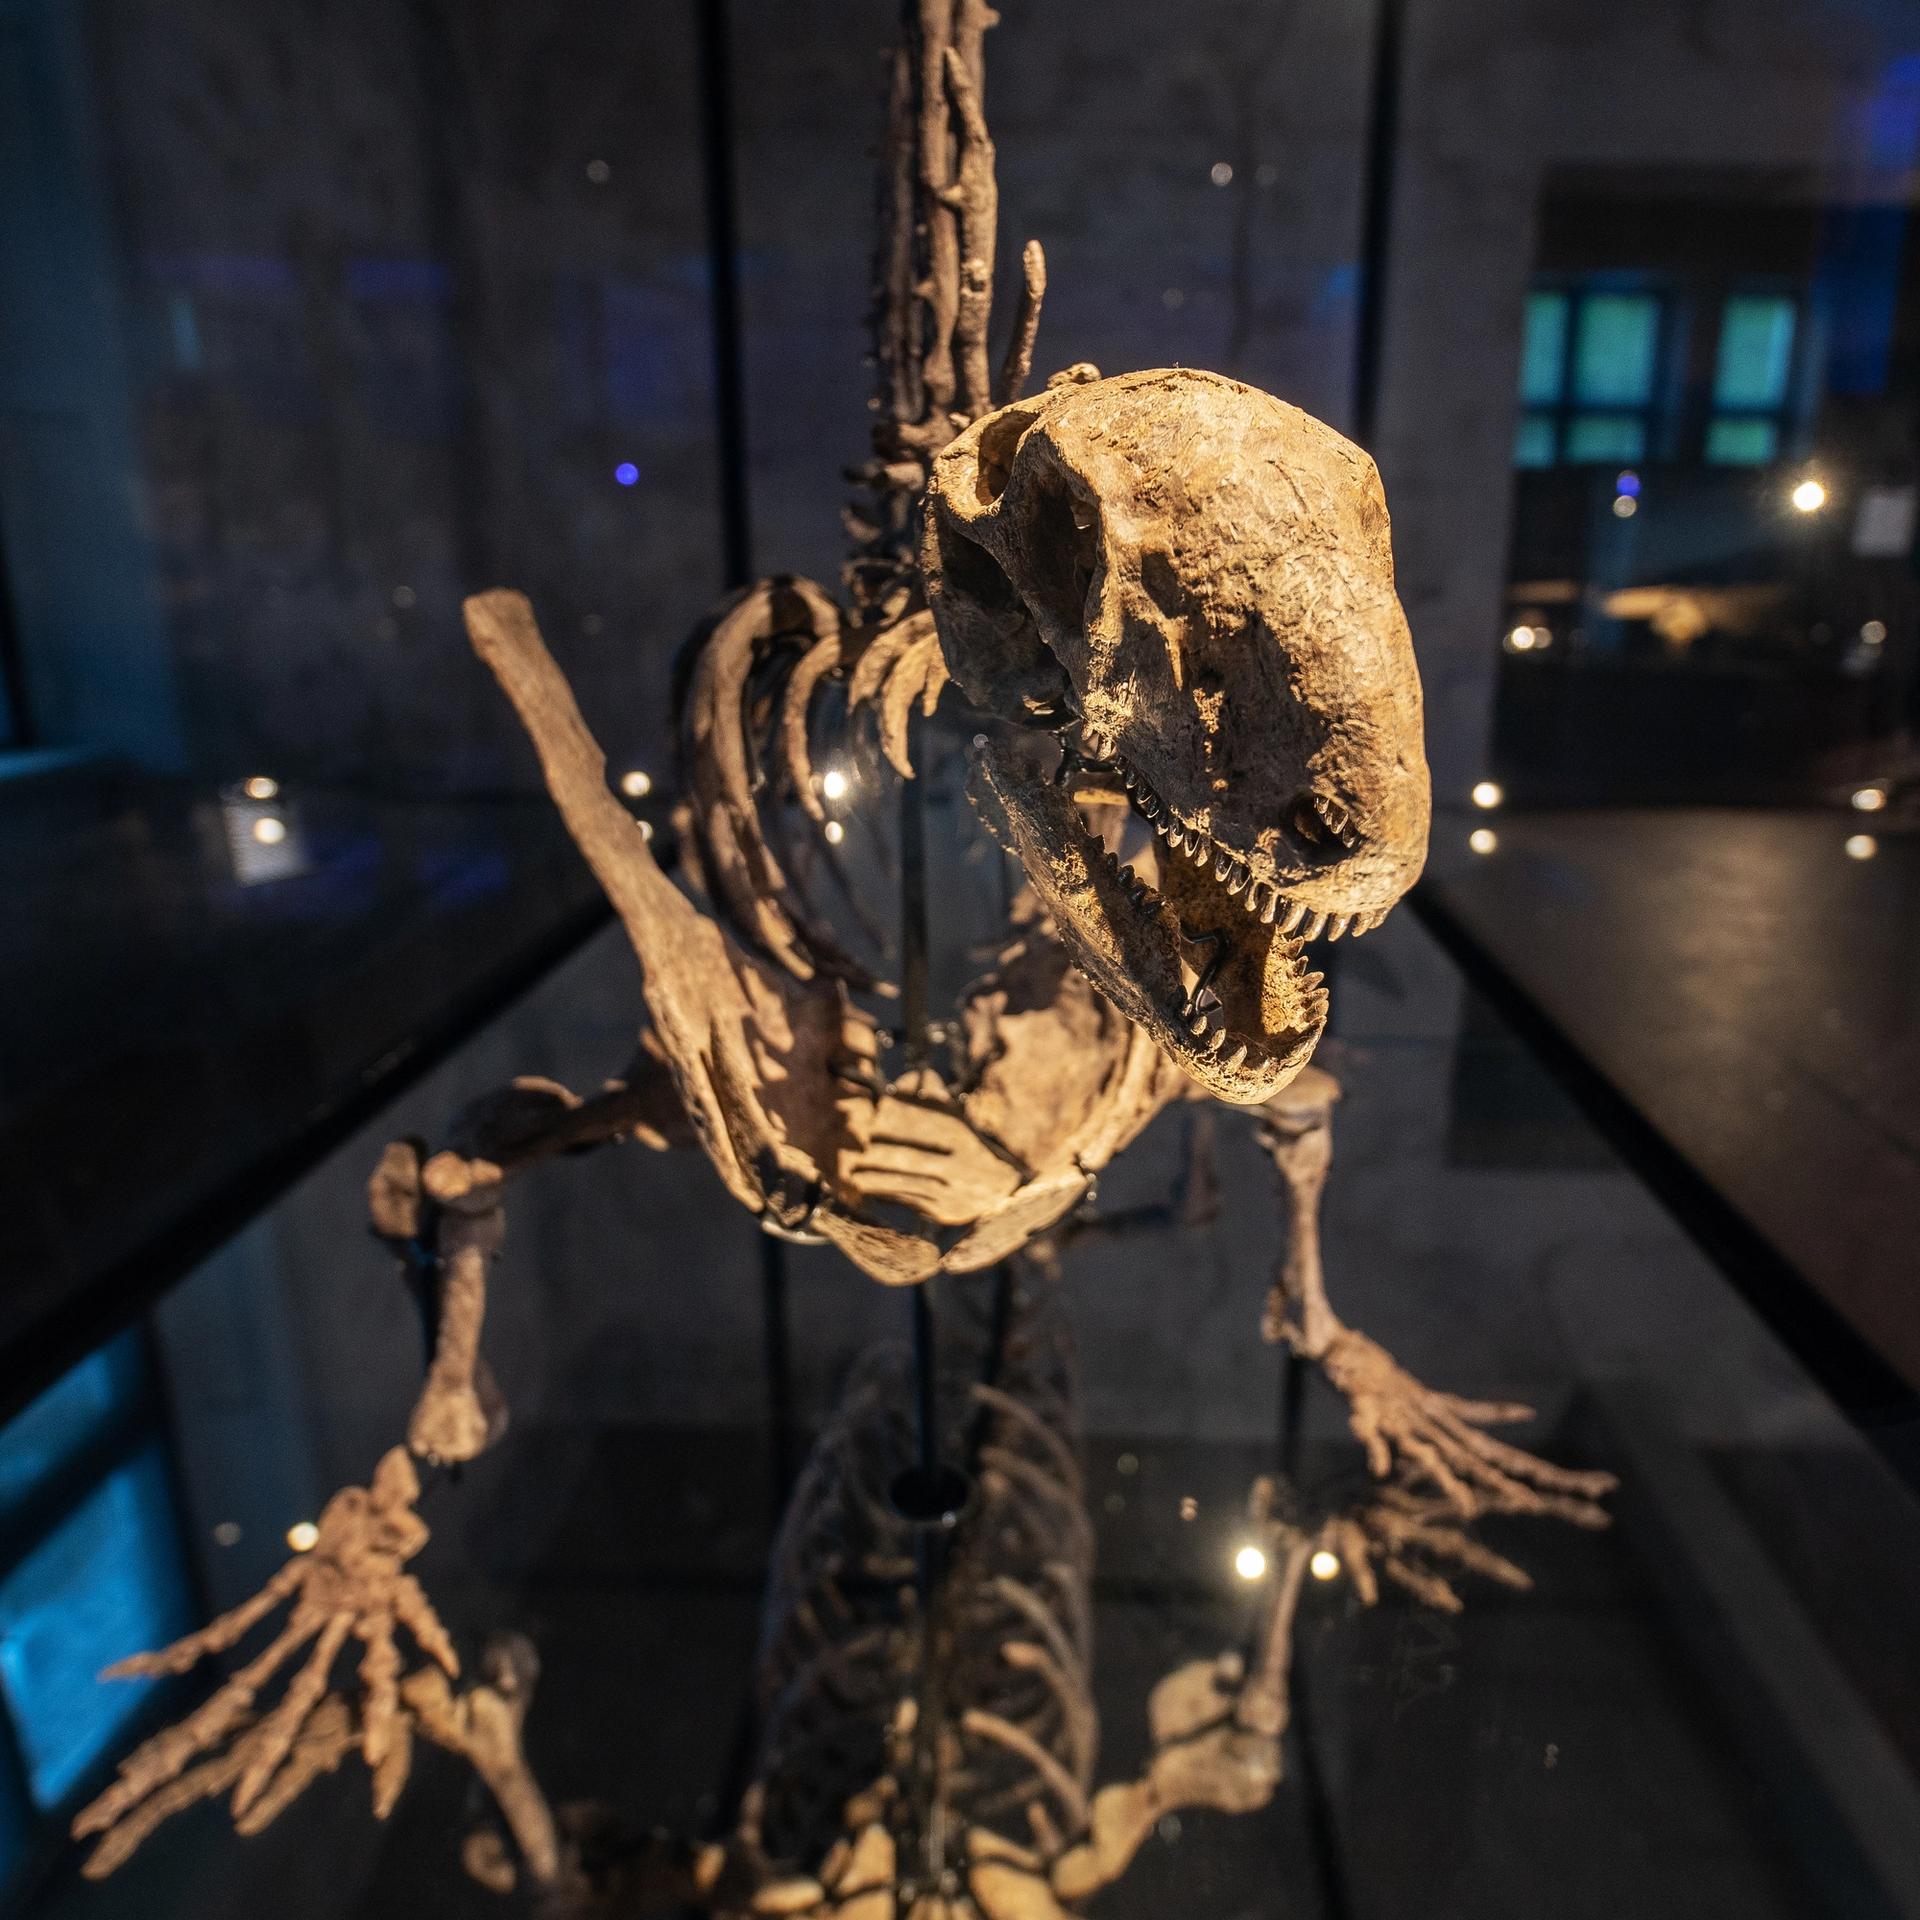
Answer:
1350, 0, 1405, 449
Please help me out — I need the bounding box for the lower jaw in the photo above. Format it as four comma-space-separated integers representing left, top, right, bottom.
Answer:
970, 737, 1325, 1103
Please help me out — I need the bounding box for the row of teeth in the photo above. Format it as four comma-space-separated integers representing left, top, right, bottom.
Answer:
1298, 791, 1363, 852
1112, 759, 1380, 941
1092, 840, 1328, 1073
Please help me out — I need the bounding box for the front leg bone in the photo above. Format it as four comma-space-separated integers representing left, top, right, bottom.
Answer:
371, 1063, 697, 1466
1255, 1073, 1616, 1523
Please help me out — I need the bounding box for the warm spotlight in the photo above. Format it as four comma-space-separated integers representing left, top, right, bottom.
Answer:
242, 775, 279, 801
824, 820, 846, 845
1471, 781, 1504, 810
251, 816, 287, 845
1468, 827, 1497, 855
1851, 786, 1887, 813
1234, 1544, 1268, 1582
1790, 478, 1827, 514
821, 767, 850, 802
619, 768, 652, 798
286, 1521, 320, 1553
1611, 494, 1638, 519
1309, 1549, 1341, 1582
1845, 834, 1878, 861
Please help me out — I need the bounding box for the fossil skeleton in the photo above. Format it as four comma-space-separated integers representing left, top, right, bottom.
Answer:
75, 0, 1613, 1902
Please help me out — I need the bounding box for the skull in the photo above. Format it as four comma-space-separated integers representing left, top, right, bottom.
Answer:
922, 367, 1430, 1103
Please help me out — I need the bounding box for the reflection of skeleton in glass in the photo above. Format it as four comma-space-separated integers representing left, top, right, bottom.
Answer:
75, 0, 1613, 1899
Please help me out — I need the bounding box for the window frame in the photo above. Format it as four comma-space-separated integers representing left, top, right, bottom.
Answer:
1514, 278, 1677, 469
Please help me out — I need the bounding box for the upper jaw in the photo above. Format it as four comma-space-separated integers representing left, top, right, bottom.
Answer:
1076, 734, 1401, 946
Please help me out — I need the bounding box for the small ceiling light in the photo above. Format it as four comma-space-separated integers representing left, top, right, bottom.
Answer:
1468, 827, 1498, 855
1506, 625, 1536, 652
1179, 1495, 1198, 1521
1116, 1452, 1139, 1476
1851, 786, 1887, 812
823, 819, 846, 846
1611, 494, 1638, 519
821, 767, 850, 802
286, 1520, 320, 1553
1614, 470, 1641, 498
212, 1521, 242, 1548
242, 775, 279, 801
391, 584, 416, 609
1861, 620, 1887, 645
1791, 477, 1827, 514
614, 461, 640, 487
1234, 1544, 1268, 1582
1309, 1549, 1341, 1582
619, 768, 652, 798
638, 818, 654, 842
585, 158, 611, 184
1845, 833, 1878, 861
251, 815, 287, 845
1210, 161, 1234, 187
1471, 780, 1504, 810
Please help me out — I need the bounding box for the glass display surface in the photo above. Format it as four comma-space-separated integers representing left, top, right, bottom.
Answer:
0, 901, 1910, 1920
0, 2, 1916, 1917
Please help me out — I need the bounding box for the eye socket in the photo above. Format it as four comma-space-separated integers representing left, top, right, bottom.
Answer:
1008, 467, 1101, 641
971, 404, 1041, 504
927, 514, 1073, 727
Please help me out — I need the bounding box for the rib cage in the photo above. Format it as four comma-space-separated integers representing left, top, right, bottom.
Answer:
749, 1270, 1096, 1880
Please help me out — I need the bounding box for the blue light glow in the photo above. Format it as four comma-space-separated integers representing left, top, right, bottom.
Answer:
0, 1447, 193, 1809
1615, 470, 1641, 498
614, 462, 640, 487
0, 1332, 142, 1531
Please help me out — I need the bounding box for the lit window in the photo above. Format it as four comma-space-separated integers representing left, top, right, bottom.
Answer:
1565, 414, 1645, 464
1714, 296, 1796, 409
1519, 293, 1569, 407
1704, 292, 1799, 467
1514, 285, 1664, 468
1705, 418, 1779, 466
1572, 294, 1659, 408
1513, 415, 1556, 468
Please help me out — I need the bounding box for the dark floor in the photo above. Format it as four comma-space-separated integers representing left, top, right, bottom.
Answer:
1420, 806, 1920, 1413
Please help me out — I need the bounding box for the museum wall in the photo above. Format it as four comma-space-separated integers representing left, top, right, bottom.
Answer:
22, 0, 1920, 802
44, 0, 722, 790
1378, 0, 1920, 805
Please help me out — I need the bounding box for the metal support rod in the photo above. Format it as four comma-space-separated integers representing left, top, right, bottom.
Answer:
898, 720, 932, 1067
694, 0, 753, 589
912, 1283, 938, 1483
1350, 0, 1404, 448
761, 1235, 795, 1511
